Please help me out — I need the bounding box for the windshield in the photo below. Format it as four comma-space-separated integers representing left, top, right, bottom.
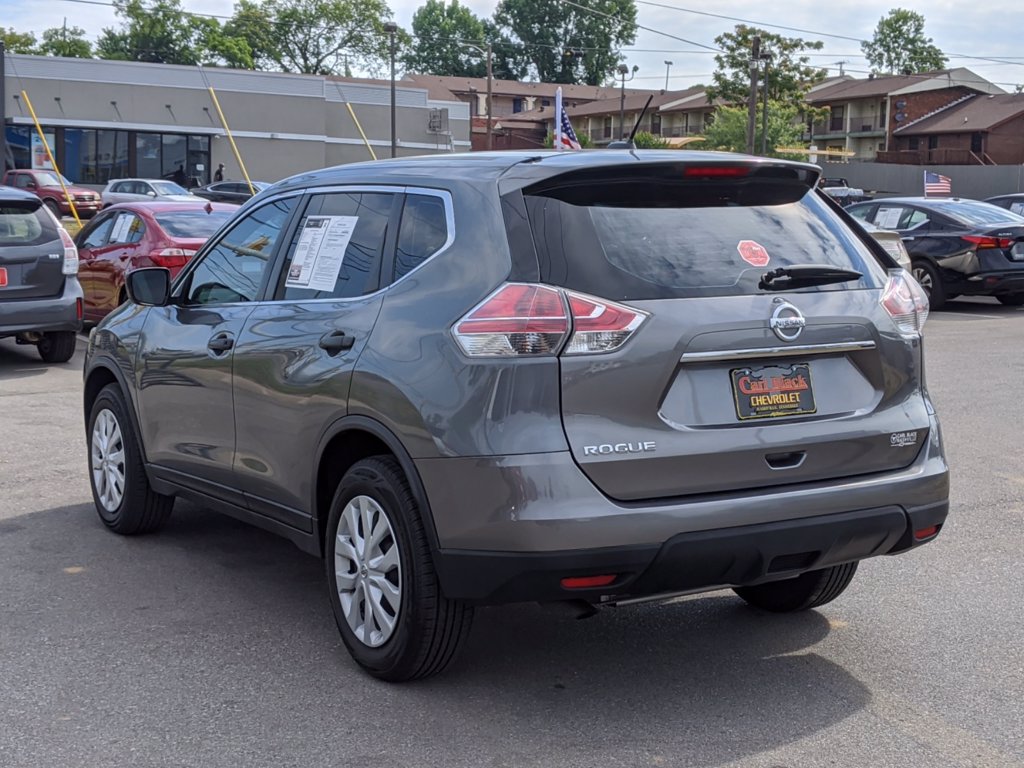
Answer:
151, 182, 190, 196
154, 210, 233, 239
32, 171, 73, 187
929, 200, 1024, 227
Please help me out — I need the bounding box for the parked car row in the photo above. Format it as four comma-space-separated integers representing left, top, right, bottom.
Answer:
847, 196, 1024, 308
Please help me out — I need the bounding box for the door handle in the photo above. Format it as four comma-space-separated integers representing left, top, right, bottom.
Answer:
207, 332, 234, 353
319, 330, 355, 356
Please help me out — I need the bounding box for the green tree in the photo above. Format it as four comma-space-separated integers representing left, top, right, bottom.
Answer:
95, 0, 225, 64
707, 25, 827, 111
862, 9, 947, 74
632, 131, 668, 148
37, 26, 94, 58
225, 0, 399, 76
1, 28, 38, 53
491, 0, 638, 85
700, 102, 801, 156
404, 0, 488, 77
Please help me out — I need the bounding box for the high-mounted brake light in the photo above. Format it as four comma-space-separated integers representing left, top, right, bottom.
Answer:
453, 283, 648, 357
962, 235, 1013, 250
683, 165, 750, 178
880, 269, 929, 338
58, 227, 78, 276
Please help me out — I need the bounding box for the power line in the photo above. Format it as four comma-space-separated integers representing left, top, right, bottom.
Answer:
556, 0, 722, 53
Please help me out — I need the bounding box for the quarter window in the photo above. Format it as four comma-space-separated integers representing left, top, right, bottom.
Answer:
276, 191, 396, 301
395, 194, 449, 280
182, 197, 295, 305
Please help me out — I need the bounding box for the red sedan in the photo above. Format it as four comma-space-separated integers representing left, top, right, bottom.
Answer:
75, 201, 237, 322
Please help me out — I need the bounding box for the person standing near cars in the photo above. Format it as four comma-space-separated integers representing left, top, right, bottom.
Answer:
214, 163, 225, 182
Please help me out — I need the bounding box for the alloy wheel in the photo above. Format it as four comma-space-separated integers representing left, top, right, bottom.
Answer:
334, 495, 402, 648
912, 266, 933, 294
91, 409, 126, 512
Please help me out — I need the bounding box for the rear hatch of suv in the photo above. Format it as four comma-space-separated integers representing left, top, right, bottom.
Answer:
516, 159, 931, 502
0, 197, 67, 300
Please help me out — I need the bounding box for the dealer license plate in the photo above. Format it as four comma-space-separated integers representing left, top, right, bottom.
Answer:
731, 363, 817, 420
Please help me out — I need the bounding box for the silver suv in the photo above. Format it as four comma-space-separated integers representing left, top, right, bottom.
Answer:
83, 151, 949, 681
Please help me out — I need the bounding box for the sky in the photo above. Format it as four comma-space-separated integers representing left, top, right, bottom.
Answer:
3, 0, 1024, 92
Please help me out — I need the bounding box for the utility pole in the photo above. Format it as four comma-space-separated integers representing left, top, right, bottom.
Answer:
663, 60, 673, 90
761, 53, 772, 155
617, 64, 637, 139
746, 35, 760, 155
383, 22, 398, 158
486, 43, 493, 151
0, 42, 6, 174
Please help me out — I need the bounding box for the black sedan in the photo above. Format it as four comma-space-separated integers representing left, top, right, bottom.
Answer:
986, 193, 1024, 217
846, 197, 1024, 308
190, 180, 270, 204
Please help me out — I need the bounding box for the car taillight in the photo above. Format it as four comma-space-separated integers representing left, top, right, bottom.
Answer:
59, 227, 78, 275
563, 291, 647, 355
962, 235, 1013, 250
453, 283, 647, 357
151, 248, 197, 268
880, 269, 929, 338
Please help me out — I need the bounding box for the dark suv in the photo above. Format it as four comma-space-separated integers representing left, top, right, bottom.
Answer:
1, 186, 83, 362
82, 151, 949, 681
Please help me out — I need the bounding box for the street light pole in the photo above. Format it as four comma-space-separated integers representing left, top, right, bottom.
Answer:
383, 21, 398, 158
664, 60, 673, 90
761, 52, 772, 155
746, 35, 761, 155
462, 42, 494, 151
617, 64, 637, 139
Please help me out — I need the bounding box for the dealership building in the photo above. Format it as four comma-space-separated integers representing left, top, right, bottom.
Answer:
2, 54, 470, 188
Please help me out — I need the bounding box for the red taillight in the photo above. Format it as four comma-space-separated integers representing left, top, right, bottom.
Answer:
962, 235, 1013, 250
76, 297, 83, 320
564, 291, 646, 355
561, 574, 617, 589
453, 283, 647, 357
59, 227, 78, 276
880, 269, 929, 339
454, 284, 568, 356
683, 165, 750, 178
914, 525, 939, 540
151, 248, 196, 269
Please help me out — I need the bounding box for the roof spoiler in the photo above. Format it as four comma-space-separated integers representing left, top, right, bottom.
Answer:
607, 96, 654, 150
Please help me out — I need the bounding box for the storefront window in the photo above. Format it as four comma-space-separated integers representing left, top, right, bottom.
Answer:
4, 126, 32, 171
63, 129, 129, 183
162, 134, 188, 183
136, 134, 161, 179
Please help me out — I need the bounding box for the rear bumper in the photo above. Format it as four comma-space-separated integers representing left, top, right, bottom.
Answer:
0, 279, 83, 336
962, 270, 1024, 296
435, 501, 948, 604
418, 413, 949, 604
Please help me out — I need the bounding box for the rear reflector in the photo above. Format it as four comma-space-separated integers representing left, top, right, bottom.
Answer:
0, 267, 7, 287
561, 574, 617, 589
962, 235, 1013, 250
76, 297, 83, 320
914, 525, 939, 540
880, 269, 929, 339
454, 283, 647, 357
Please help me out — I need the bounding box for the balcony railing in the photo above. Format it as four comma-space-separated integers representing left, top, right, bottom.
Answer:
876, 148, 988, 165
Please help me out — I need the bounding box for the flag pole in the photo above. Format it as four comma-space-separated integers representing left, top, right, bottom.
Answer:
555, 87, 563, 151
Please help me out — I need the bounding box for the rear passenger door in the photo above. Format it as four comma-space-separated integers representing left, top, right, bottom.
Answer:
92, 211, 146, 312
230, 188, 404, 525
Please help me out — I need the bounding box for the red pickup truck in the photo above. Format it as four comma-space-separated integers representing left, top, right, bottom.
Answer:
2, 169, 102, 219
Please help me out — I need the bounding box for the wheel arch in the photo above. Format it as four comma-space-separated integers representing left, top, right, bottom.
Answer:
83, 359, 147, 461
312, 416, 439, 559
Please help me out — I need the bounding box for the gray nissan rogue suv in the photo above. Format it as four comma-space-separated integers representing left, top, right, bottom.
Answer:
82, 151, 949, 681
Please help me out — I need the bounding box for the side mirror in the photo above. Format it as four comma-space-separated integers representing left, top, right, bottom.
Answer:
147, 190, 157, 197
26, 182, 37, 189
126, 268, 171, 306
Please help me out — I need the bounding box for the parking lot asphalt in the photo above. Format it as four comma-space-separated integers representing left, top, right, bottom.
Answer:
1, 300, 1022, 768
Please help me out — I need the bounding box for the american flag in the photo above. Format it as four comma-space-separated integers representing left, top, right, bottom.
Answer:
558, 105, 582, 150
924, 171, 952, 196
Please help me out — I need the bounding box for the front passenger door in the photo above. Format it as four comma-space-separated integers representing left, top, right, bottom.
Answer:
135, 196, 297, 497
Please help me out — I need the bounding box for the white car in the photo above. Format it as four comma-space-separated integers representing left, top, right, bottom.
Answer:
101, 179, 199, 207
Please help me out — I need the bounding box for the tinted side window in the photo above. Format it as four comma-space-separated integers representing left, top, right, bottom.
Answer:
183, 197, 295, 305
80, 214, 116, 248
395, 194, 449, 280
109, 212, 145, 244
276, 191, 395, 301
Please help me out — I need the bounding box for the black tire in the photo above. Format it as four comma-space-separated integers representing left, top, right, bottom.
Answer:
733, 562, 859, 613
43, 199, 61, 219
87, 384, 173, 535
996, 293, 1024, 306
911, 260, 946, 310
37, 331, 77, 363
325, 456, 473, 682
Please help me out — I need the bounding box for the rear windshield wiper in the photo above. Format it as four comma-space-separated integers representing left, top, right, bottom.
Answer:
759, 265, 863, 291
